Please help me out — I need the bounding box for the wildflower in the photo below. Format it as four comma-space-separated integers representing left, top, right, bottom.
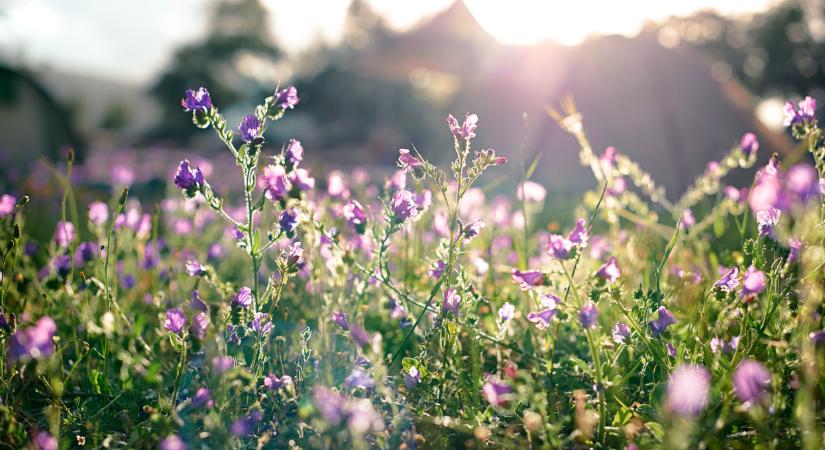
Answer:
462, 218, 484, 239
447, 113, 478, 140
275, 85, 299, 110
714, 267, 739, 292
397, 148, 423, 172
567, 218, 589, 246
741, 265, 766, 298
787, 164, 819, 201
0, 194, 15, 217
159, 435, 187, 450
285, 138, 303, 167
498, 303, 515, 322
261, 165, 291, 200
343, 200, 367, 233
733, 359, 771, 405
600, 146, 618, 169
181, 87, 212, 112
612, 322, 630, 344
264, 373, 293, 390
666, 364, 710, 417
53, 255, 72, 278
783, 96, 816, 126
511, 269, 546, 290
278, 208, 301, 236
482, 376, 513, 407
331, 311, 349, 330
443, 288, 461, 315
809, 330, 825, 346
212, 356, 234, 374
345, 367, 375, 389
231, 410, 262, 437
85, 201, 108, 226
405, 366, 421, 389
596, 256, 621, 283
430, 260, 447, 279
8, 316, 56, 363
190, 312, 208, 340
710, 336, 740, 354
238, 114, 261, 143
54, 221, 75, 248
756, 208, 781, 238
649, 306, 676, 336
350, 324, 370, 347
667, 343, 678, 358
281, 241, 306, 271
174, 160, 204, 197
414, 190, 432, 213
251, 312, 272, 335
740, 132, 759, 157
579, 303, 599, 329
235, 287, 253, 308
548, 234, 573, 259
313, 386, 347, 425
517, 180, 546, 203
680, 209, 695, 230
289, 168, 315, 191
527, 307, 556, 330
191, 387, 213, 408
34, 432, 58, 450
164, 308, 186, 334
475, 148, 507, 165
390, 189, 417, 222
185, 260, 205, 276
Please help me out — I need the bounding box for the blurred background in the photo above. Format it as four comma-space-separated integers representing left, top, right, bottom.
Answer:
1, 0, 823, 201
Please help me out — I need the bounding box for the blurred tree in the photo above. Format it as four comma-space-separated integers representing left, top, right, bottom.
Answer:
149, 0, 282, 141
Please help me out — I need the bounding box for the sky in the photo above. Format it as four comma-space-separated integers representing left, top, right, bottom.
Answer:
0, 0, 776, 85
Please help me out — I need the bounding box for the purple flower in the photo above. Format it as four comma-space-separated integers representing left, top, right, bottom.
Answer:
164, 308, 186, 334
784, 96, 816, 126
447, 113, 478, 140
809, 330, 825, 346
612, 322, 630, 344
756, 208, 781, 238
733, 359, 771, 405
498, 303, 515, 322
710, 336, 740, 354
238, 114, 261, 143
212, 356, 234, 374
548, 234, 573, 259
390, 189, 417, 222
288, 168, 315, 191
191, 387, 213, 408
789, 238, 802, 263
462, 218, 484, 239
482, 376, 513, 407
52, 255, 72, 278
405, 366, 421, 389
596, 256, 621, 283
313, 386, 347, 425
86, 201, 108, 226
285, 138, 303, 166
264, 373, 293, 390
741, 265, 766, 298
235, 287, 253, 308
275, 86, 299, 110
344, 367, 375, 389
350, 323, 370, 347
174, 160, 204, 196
181, 87, 212, 112
185, 260, 205, 277
343, 200, 367, 233
511, 269, 546, 290
282, 241, 306, 270
443, 288, 461, 315
787, 163, 819, 201
397, 148, 423, 172
680, 209, 696, 230
54, 221, 75, 248
33, 432, 58, 450
0, 194, 15, 217
251, 312, 272, 335
278, 208, 300, 236
261, 165, 291, 201
740, 132, 759, 157
74, 242, 96, 265
715, 267, 740, 292
527, 307, 557, 330
330, 311, 349, 330
8, 316, 56, 363
567, 218, 589, 246
160, 435, 187, 450
579, 303, 599, 329
190, 312, 208, 340
666, 364, 710, 417
231, 410, 262, 437
517, 181, 547, 203
649, 306, 676, 336
475, 148, 507, 165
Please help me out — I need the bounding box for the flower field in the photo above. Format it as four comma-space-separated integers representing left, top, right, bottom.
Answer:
1, 86, 825, 450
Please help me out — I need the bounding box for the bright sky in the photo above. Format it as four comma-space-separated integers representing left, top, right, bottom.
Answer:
0, 0, 775, 85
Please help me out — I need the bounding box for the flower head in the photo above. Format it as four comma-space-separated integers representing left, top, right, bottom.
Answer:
34, 432, 58, 450
397, 148, 423, 172
462, 218, 484, 240
511, 269, 546, 290
548, 234, 573, 259
733, 359, 771, 405
159, 435, 187, 450
390, 189, 417, 222
714, 267, 740, 292
238, 114, 261, 143
174, 160, 205, 196
443, 288, 461, 315
264, 373, 293, 390
0, 194, 16, 217
596, 256, 621, 283
190, 312, 209, 340
164, 308, 186, 334
612, 322, 631, 344
784, 96, 816, 126
740, 132, 759, 157
235, 287, 253, 308
568, 218, 589, 246
741, 265, 766, 298
88, 201, 109, 226
579, 303, 599, 329
8, 316, 56, 363
447, 113, 478, 140
261, 165, 291, 201
343, 200, 367, 233
649, 306, 676, 337
181, 87, 212, 112
405, 366, 421, 389
482, 376, 513, 407
275, 86, 299, 110
251, 312, 272, 335
331, 311, 349, 330
756, 208, 781, 238
517, 181, 546, 203
278, 208, 301, 236
498, 303, 515, 322
54, 221, 76, 248
191, 387, 213, 408
666, 364, 710, 417
285, 138, 303, 167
